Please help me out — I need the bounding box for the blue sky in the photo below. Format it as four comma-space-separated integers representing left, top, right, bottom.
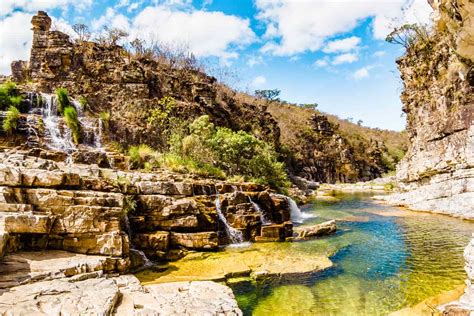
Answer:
0, 0, 433, 130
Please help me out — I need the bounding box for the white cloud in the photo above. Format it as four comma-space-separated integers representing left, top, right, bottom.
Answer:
129, 6, 256, 60
314, 59, 329, 68
0, 12, 32, 74
0, 0, 92, 17
251, 75, 267, 87
332, 53, 358, 65
323, 36, 361, 53
255, 0, 433, 56
91, 8, 130, 31
373, 50, 386, 57
353, 67, 370, 80
247, 55, 264, 67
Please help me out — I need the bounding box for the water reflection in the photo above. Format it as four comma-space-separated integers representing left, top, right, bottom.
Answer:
234, 192, 474, 315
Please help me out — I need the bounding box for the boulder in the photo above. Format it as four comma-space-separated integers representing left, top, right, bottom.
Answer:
293, 220, 337, 240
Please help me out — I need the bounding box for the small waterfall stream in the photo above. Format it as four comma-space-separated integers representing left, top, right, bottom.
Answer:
25, 93, 105, 159
123, 216, 152, 268
273, 194, 313, 224
249, 197, 271, 225
214, 194, 244, 244
41, 93, 76, 153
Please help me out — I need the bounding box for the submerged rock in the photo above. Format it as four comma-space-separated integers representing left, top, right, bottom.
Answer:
136, 242, 333, 285
439, 237, 474, 314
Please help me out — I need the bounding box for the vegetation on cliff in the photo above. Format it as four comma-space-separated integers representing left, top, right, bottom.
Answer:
5, 11, 409, 187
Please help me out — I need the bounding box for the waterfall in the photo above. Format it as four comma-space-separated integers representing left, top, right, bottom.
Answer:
41, 93, 76, 153
287, 196, 313, 224
214, 194, 244, 244
123, 216, 152, 268
273, 194, 313, 224
25, 93, 105, 156
249, 197, 271, 225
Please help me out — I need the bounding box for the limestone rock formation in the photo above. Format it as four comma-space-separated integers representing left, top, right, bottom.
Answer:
382, 0, 474, 217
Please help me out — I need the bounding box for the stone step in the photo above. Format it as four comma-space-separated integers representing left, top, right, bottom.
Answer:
0, 212, 52, 234
0, 250, 115, 290
0, 203, 34, 213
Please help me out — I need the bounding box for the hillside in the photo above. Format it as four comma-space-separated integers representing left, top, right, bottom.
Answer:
2, 11, 407, 188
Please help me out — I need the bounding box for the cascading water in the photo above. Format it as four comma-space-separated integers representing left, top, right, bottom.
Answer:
25, 93, 105, 159
123, 216, 152, 268
40, 93, 76, 153
249, 197, 271, 225
214, 194, 244, 244
287, 196, 313, 223
273, 194, 313, 224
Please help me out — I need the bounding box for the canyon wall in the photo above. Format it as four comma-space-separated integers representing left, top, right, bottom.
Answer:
385, 0, 474, 217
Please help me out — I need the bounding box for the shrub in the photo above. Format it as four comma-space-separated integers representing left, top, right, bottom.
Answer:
99, 111, 111, 129
128, 144, 157, 169
79, 96, 88, 111
63, 106, 81, 144
173, 115, 290, 190
159, 152, 226, 179
55, 88, 71, 114
123, 195, 137, 215
0, 82, 22, 111
386, 24, 431, 50
2, 105, 20, 134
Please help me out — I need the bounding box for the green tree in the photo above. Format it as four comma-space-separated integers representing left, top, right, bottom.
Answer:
255, 89, 281, 102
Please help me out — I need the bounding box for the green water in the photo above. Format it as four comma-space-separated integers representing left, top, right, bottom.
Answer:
233, 193, 474, 315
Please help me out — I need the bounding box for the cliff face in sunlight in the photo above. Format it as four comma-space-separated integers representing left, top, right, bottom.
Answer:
386, 0, 473, 216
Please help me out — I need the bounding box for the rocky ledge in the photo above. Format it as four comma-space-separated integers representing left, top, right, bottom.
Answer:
0, 251, 241, 315
0, 146, 303, 314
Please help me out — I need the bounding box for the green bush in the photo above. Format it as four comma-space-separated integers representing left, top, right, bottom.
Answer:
2, 105, 20, 134
0, 82, 22, 111
99, 111, 111, 129
63, 106, 81, 144
128, 144, 157, 169
159, 152, 226, 179
55, 88, 71, 114
175, 115, 289, 190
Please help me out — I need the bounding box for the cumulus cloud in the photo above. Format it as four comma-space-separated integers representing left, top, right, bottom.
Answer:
251, 75, 267, 87
323, 36, 361, 53
0, 12, 32, 74
313, 58, 329, 68
353, 67, 370, 80
332, 53, 358, 65
128, 6, 256, 60
255, 0, 433, 56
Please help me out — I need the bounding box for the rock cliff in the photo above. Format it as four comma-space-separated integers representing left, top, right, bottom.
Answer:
383, 0, 474, 217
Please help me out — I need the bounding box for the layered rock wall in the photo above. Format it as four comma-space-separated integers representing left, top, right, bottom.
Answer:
0, 148, 292, 266
384, 0, 474, 217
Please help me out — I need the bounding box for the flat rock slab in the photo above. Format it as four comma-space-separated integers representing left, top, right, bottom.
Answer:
0, 250, 110, 289
0, 277, 119, 315
137, 243, 332, 284
114, 275, 242, 315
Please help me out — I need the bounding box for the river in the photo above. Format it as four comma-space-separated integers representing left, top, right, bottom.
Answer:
138, 192, 474, 315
